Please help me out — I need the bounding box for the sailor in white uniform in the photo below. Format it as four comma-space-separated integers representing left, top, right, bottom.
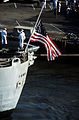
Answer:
42, 0, 46, 8
1, 28, 7, 44
58, 1, 61, 13
54, 0, 58, 8
18, 29, 26, 48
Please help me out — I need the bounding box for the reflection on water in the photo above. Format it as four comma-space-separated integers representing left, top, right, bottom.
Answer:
3, 58, 79, 120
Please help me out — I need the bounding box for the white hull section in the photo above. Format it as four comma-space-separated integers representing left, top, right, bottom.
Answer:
0, 58, 28, 112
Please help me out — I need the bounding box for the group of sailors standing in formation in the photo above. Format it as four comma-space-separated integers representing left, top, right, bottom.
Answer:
1, 28, 26, 48
41, 0, 79, 14
65, 0, 79, 15
40, 0, 62, 13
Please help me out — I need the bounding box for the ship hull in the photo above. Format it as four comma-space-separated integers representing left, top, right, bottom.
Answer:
0, 58, 28, 112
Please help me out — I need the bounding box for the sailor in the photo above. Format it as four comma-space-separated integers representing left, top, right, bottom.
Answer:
73, 0, 76, 10
17, 29, 26, 48
58, 1, 61, 13
1, 28, 7, 44
42, 0, 46, 8
54, 0, 58, 9
50, 0, 54, 10
66, 6, 70, 15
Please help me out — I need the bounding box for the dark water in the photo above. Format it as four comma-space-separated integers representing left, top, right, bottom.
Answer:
4, 58, 79, 120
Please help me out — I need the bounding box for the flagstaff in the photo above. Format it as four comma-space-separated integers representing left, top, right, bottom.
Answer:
25, 0, 46, 53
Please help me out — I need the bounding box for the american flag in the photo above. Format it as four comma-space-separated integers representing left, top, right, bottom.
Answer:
30, 21, 61, 61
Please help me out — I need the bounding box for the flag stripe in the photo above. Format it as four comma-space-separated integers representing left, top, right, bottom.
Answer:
46, 35, 61, 55
30, 38, 50, 61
